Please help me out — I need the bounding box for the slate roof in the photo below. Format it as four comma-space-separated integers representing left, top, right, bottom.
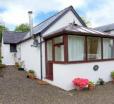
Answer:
44, 23, 114, 38
3, 31, 28, 44
95, 23, 114, 32
32, 6, 86, 35
23, 6, 87, 41
3, 6, 86, 44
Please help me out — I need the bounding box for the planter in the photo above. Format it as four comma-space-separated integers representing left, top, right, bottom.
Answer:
18, 68, 24, 71
27, 73, 35, 80
112, 78, 114, 83
88, 85, 95, 91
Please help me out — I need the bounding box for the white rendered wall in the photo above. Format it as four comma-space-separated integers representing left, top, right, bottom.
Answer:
18, 38, 46, 79
43, 10, 82, 36
18, 39, 40, 78
47, 61, 114, 91
1, 43, 15, 65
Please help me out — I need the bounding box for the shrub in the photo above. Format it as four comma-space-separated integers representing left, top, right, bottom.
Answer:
15, 62, 20, 68
28, 70, 35, 74
72, 78, 89, 90
97, 78, 104, 85
111, 71, 114, 78
0, 64, 6, 68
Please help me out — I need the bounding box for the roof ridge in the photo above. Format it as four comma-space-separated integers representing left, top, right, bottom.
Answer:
33, 6, 73, 28
95, 23, 114, 29
4, 30, 28, 33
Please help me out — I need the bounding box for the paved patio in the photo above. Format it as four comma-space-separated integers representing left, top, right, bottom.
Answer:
0, 66, 114, 104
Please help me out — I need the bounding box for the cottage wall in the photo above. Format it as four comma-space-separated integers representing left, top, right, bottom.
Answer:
1, 43, 15, 65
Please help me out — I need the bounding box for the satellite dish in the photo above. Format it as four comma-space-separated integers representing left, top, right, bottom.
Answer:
31, 38, 39, 47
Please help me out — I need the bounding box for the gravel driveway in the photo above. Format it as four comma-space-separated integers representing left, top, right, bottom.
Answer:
0, 66, 114, 104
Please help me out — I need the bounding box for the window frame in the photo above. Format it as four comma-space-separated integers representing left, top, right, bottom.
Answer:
53, 36, 65, 63
45, 34, 114, 64
103, 38, 114, 60
68, 35, 86, 62
87, 36, 102, 61
10, 44, 17, 52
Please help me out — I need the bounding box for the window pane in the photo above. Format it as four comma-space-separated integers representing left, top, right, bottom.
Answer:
87, 37, 101, 60
47, 40, 52, 61
55, 45, 64, 61
68, 35, 85, 61
103, 38, 114, 59
10, 44, 17, 52
54, 36, 63, 44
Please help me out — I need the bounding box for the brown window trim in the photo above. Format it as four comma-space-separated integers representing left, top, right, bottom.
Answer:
46, 34, 114, 64
54, 59, 114, 64
54, 43, 63, 46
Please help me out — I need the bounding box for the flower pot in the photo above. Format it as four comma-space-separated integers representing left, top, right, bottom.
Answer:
27, 73, 35, 80
112, 78, 114, 83
88, 85, 95, 91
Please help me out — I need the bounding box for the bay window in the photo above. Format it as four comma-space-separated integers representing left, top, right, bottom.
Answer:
46, 34, 114, 64
68, 35, 85, 61
87, 37, 101, 60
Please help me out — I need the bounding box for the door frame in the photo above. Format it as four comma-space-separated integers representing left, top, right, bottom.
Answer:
45, 40, 53, 80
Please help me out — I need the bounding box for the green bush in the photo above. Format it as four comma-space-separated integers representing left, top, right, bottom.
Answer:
111, 71, 114, 78
0, 64, 6, 68
0, 56, 3, 64
28, 70, 35, 74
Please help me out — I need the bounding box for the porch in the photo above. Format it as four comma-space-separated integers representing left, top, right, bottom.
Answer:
44, 23, 114, 90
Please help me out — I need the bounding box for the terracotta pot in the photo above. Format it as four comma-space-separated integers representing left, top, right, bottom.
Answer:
27, 73, 35, 80
88, 85, 95, 91
112, 78, 114, 83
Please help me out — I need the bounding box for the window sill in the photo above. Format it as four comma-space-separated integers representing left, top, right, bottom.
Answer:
53, 59, 114, 64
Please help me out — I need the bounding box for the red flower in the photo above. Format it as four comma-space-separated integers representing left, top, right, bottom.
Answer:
72, 78, 89, 90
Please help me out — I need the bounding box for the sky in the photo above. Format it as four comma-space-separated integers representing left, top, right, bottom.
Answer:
0, 0, 114, 30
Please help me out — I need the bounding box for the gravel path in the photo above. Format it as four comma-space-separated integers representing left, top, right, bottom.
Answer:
0, 66, 114, 104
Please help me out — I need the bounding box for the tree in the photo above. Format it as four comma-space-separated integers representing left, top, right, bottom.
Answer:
81, 17, 91, 27
15, 23, 30, 32
0, 25, 8, 63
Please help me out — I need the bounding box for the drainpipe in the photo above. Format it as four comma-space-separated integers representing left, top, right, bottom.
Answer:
39, 33, 43, 80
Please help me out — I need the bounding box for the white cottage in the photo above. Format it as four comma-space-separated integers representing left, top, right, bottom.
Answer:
2, 6, 114, 91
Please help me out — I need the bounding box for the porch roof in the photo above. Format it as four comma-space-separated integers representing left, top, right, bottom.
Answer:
43, 23, 114, 38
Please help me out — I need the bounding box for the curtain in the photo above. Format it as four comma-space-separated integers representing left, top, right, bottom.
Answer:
68, 35, 84, 61
97, 39, 101, 59
103, 38, 112, 59
55, 45, 64, 61
47, 40, 52, 61
87, 37, 101, 60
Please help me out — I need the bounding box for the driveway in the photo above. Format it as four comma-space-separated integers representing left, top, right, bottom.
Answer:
0, 66, 114, 104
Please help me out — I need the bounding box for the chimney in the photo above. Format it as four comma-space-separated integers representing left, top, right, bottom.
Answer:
28, 11, 33, 37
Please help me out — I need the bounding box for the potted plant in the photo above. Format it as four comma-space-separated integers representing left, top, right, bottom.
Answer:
88, 81, 95, 90
15, 62, 20, 68
111, 71, 114, 82
72, 78, 89, 91
27, 70, 35, 80
18, 61, 24, 71
97, 78, 105, 85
